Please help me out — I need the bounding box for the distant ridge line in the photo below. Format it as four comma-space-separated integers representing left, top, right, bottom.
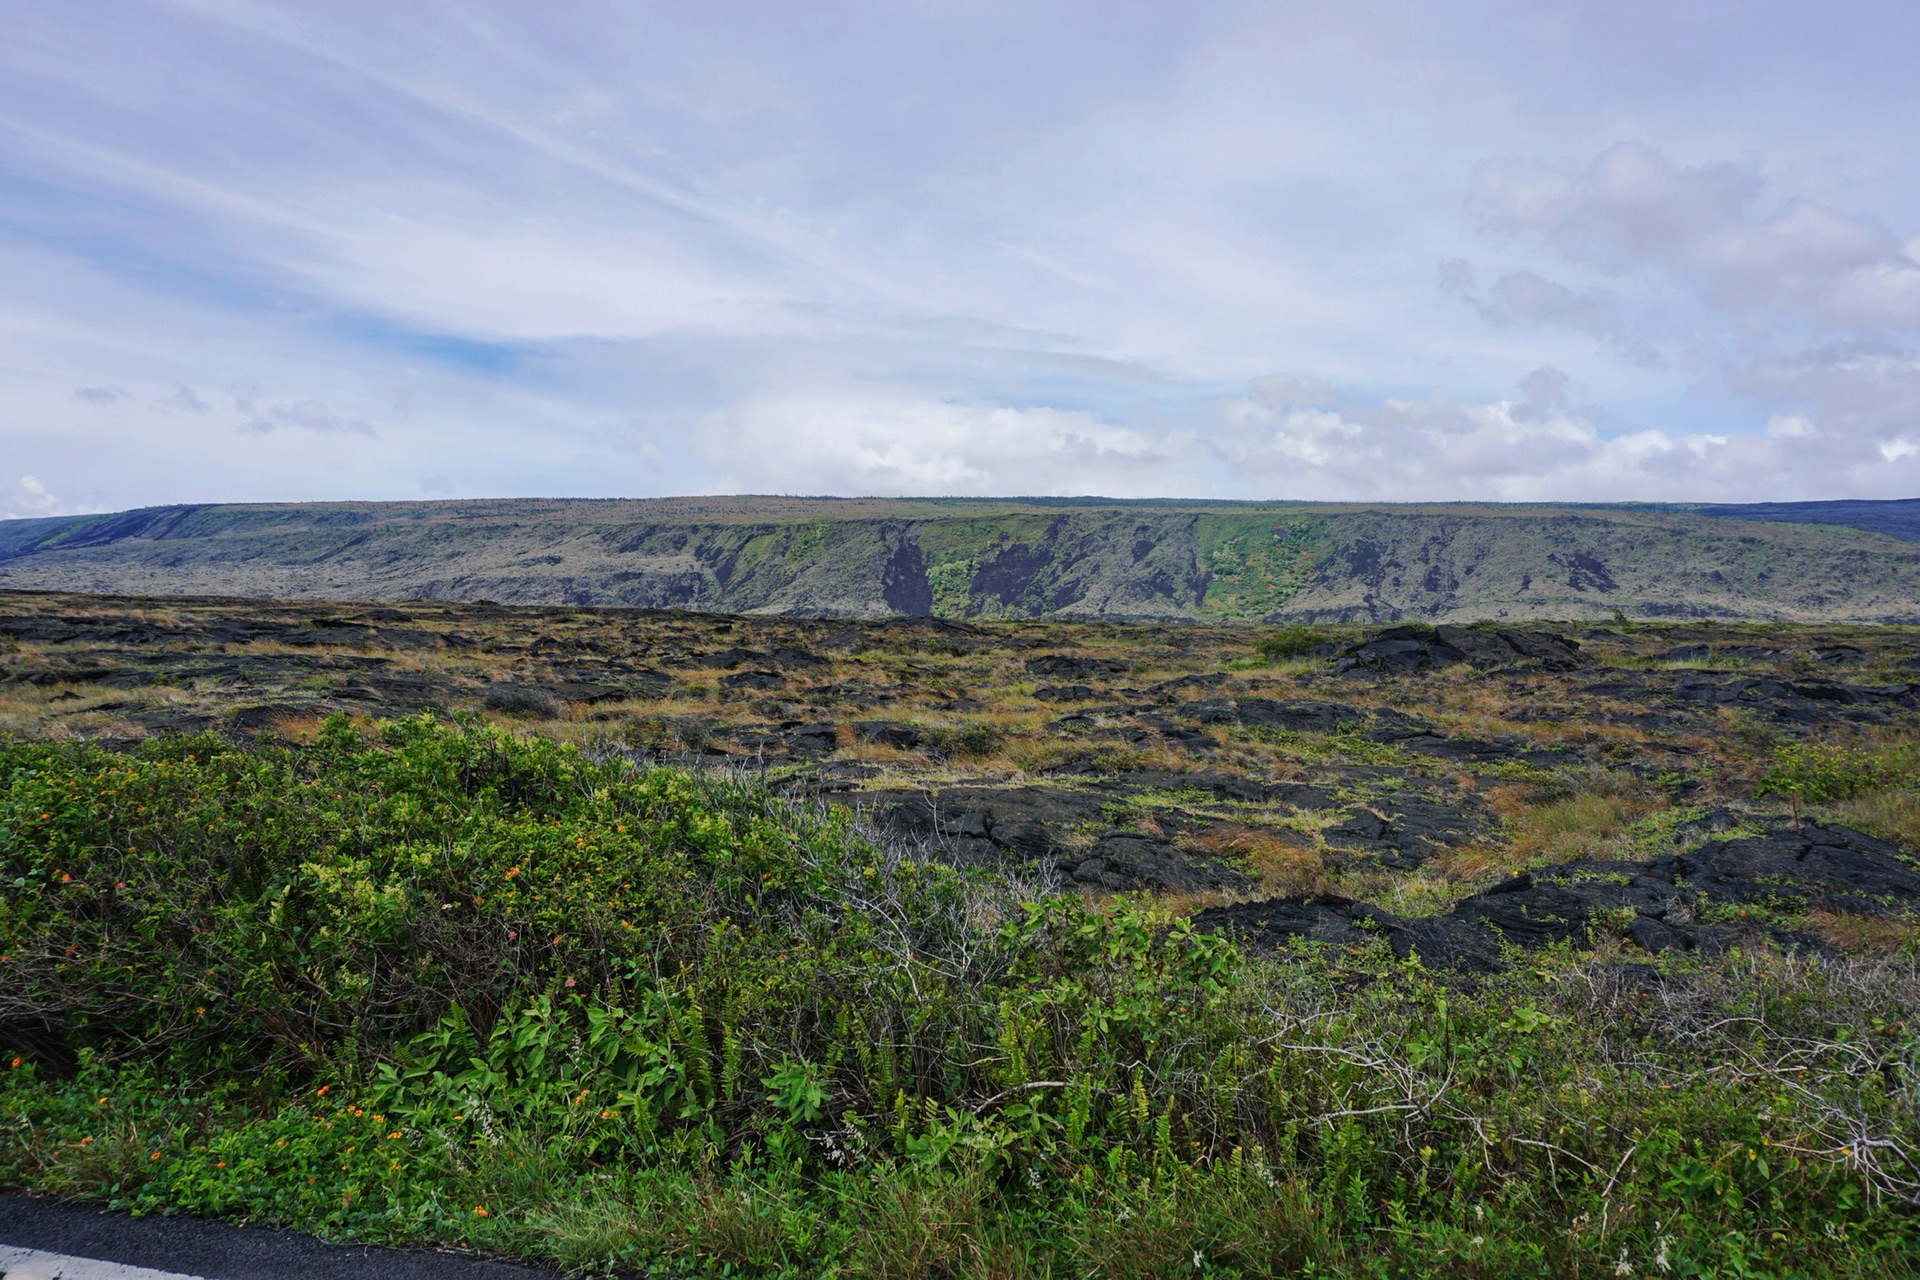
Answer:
5, 496, 1920, 623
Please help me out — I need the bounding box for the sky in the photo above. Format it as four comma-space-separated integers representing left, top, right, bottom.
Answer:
5, 0, 1920, 517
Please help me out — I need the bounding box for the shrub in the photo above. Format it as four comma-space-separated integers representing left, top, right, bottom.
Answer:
924, 722, 1004, 760
1757, 742, 1910, 804
1254, 626, 1330, 662
2, 717, 1917, 1275
482, 686, 561, 719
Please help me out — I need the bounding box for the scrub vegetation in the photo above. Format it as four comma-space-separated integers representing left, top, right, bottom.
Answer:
3, 591, 1920, 1275
1, 718, 1916, 1278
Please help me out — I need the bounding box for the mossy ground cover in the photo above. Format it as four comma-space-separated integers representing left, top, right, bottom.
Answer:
2, 717, 1918, 1277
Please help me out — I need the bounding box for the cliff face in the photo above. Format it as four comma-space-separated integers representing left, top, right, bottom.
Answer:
5, 496, 1920, 622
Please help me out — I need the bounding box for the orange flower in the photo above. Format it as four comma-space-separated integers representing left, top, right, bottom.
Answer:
315, 1085, 330, 1097
473, 1206, 488, 1217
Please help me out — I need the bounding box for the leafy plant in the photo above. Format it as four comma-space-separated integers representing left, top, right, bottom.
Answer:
1758, 742, 1911, 804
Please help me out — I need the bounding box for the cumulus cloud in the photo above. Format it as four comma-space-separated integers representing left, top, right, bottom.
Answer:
1734, 342, 1920, 464
1446, 141, 1920, 479
1441, 261, 1660, 367
237, 400, 376, 437
1213, 368, 1920, 503
3, 476, 62, 520
1472, 143, 1920, 331
693, 389, 1188, 497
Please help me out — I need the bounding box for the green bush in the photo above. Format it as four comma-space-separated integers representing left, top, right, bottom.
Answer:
1757, 742, 1913, 804
2, 716, 1916, 1276
1254, 626, 1330, 662
923, 722, 1004, 760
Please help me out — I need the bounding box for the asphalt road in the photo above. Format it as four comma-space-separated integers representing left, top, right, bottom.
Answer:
0, 1195, 561, 1280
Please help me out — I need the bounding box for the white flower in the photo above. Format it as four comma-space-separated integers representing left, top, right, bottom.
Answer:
1655, 1237, 1672, 1273
1470, 1236, 1485, 1247
1474, 1204, 1484, 1221
1614, 1247, 1633, 1276
1027, 1167, 1043, 1189
1192, 1250, 1205, 1270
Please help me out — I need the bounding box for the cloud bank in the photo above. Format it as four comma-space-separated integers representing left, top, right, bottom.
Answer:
4, 2, 1920, 508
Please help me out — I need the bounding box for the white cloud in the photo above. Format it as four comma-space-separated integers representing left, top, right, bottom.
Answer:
1444, 266, 1662, 368
693, 388, 1188, 497
1473, 143, 1920, 332
3, 475, 62, 519
6, 5, 1920, 510
1213, 368, 1920, 503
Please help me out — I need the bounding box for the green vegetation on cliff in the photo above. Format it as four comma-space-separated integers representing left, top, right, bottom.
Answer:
1194, 514, 1330, 619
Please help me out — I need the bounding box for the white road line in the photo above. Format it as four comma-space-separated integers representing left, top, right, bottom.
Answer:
0, 1244, 209, 1280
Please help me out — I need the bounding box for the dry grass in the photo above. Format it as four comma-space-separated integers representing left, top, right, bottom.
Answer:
263, 713, 329, 742
1829, 788, 1920, 850
1431, 840, 1534, 883
1806, 909, 1920, 957
1324, 865, 1458, 918
835, 738, 928, 765
1188, 823, 1328, 896
1505, 791, 1658, 861
0, 683, 155, 740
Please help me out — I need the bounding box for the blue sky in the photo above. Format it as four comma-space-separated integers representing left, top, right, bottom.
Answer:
6, 0, 1920, 515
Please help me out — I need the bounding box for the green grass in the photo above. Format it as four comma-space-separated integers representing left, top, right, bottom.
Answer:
2, 717, 1918, 1277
